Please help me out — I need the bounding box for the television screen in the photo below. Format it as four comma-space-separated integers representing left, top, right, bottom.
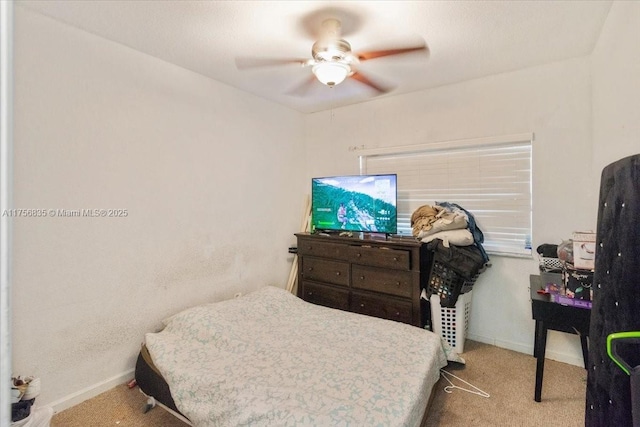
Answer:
311, 174, 397, 234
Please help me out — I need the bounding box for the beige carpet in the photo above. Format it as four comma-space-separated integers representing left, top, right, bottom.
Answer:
425, 340, 586, 426
50, 383, 187, 427
51, 340, 586, 426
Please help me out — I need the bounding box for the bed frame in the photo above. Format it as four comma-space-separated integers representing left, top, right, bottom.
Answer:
135, 345, 191, 424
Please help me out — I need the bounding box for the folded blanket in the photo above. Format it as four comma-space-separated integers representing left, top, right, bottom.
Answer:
411, 204, 468, 238
410, 205, 443, 235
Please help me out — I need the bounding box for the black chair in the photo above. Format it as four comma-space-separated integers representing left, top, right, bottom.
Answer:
586, 154, 640, 426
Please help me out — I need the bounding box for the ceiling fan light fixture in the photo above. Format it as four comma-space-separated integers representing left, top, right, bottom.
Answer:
312, 62, 351, 87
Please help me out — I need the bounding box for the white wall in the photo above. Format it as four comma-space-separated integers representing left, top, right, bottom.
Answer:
12, 7, 304, 409
591, 1, 640, 171
305, 57, 599, 365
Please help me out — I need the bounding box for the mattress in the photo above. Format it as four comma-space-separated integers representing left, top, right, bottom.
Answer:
142, 286, 448, 426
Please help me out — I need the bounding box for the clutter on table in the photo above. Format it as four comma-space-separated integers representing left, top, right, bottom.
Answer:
536, 231, 595, 309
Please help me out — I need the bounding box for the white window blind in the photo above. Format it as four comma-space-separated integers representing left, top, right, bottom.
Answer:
359, 134, 533, 257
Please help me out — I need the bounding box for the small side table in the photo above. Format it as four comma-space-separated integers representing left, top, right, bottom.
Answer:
530, 274, 591, 402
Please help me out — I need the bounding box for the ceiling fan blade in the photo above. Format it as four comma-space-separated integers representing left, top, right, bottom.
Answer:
285, 75, 319, 97
350, 71, 393, 94
235, 57, 308, 70
357, 44, 428, 61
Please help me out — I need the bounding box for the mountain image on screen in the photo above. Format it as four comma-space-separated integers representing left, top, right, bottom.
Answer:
311, 175, 397, 234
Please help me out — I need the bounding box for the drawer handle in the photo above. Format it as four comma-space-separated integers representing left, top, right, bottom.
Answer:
360, 303, 365, 308
335, 271, 341, 276
395, 312, 400, 316
360, 275, 365, 280
356, 253, 361, 257
307, 267, 313, 271
307, 246, 312, 250
393, 257, 398, 262
308, 291, 313, 296
396, 281, 401, 287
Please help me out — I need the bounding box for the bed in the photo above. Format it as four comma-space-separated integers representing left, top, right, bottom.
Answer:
136, 285, 448, 426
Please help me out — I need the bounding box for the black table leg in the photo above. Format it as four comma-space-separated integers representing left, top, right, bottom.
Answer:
534, 322, 548, 402
534, 320, 542, 358
580, 335, 589, 368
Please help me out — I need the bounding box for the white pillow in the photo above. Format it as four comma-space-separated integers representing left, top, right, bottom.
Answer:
421, 229, 474, 247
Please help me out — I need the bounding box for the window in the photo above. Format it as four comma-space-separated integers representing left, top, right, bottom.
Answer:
359, 133, 533, 257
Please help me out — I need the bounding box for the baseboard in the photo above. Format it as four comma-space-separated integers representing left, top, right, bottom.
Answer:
47, 368, 135, 413
467, 333, 585, 367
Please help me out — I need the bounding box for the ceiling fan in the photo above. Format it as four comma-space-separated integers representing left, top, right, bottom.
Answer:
235, 18, 428, 96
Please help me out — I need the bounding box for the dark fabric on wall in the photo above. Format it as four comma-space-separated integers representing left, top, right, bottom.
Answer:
586, 154, 640, 426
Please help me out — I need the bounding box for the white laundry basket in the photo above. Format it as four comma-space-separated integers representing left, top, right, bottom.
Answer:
430, 291, 473, 353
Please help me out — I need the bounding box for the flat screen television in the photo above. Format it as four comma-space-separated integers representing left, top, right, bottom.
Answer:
311, 174, 397, 234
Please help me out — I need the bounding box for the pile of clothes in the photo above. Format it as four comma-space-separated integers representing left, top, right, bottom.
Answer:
411, 202, 489, 280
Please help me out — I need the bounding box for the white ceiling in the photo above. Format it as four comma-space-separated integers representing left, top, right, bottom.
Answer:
18, 0, 613, 114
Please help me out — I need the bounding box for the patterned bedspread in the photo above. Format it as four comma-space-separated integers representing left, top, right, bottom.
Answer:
145, 286, 447, 426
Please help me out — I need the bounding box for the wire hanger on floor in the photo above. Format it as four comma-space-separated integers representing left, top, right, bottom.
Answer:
440, 369, 490, 398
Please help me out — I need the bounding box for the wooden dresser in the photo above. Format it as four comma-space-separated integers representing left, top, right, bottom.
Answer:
295, 232, 432, 327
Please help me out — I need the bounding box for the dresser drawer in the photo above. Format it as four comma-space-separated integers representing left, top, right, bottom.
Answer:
298, 238, 349, 260
352, 265, 413, 298
301, 257, 350, 287
301, 281, 349, 311
350, 292, 413, 324
350, 246, 411, 270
